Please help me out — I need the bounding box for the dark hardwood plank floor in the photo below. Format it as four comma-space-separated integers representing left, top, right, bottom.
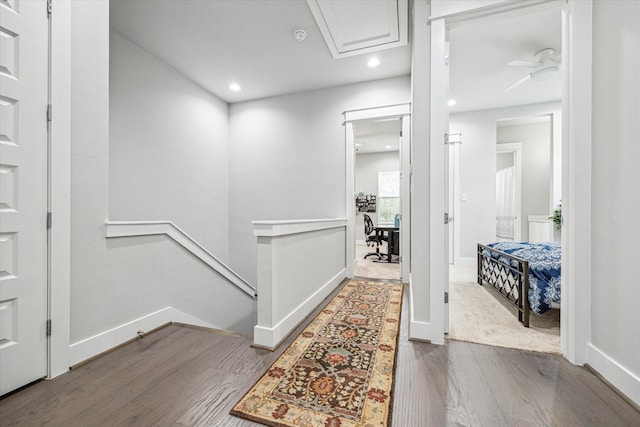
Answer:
1, 283, 639, 426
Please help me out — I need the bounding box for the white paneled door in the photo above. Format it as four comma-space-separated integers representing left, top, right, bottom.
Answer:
0, 0, 49, 395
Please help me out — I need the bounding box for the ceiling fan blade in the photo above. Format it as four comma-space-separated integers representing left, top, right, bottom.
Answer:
504, 73, 532, 92
507, 60, 538, 67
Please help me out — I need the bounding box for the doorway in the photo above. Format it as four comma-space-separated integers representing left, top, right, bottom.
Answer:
343, 104, 411, 283
495, 141, 522, 242
439, 4, 564, 353
353, 118, 402, 281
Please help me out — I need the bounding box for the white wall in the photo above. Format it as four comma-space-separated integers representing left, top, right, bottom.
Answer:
590, 0, 640, 402
69, 3, 255, 349
70, 0, 111, 343
109, 32, 229, 256
354, 151, 400, 242
228, 76, 410, 284
450, 101, 560, 259
497, 120, 552, 240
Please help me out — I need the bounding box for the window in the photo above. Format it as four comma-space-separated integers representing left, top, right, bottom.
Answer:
378, 171, 400, 225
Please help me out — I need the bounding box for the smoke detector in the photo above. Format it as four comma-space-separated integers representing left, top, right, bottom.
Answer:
293, 29, 307, 42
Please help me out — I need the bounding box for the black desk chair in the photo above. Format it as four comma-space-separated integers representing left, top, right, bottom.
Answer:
363, 214, 387, 260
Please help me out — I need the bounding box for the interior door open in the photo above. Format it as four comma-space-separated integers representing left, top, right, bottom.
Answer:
0, 0, 50, 395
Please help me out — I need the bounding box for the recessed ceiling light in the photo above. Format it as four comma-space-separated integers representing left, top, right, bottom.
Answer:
385, 145, 392, 149
367, 57, 381, 68
229, 83, 241, 91
448, 99, 457, 107
355, 143, 364, 147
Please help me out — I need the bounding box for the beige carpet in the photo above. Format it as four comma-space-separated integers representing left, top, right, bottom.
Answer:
448, 264, 560, 354
354, 242, 401, 281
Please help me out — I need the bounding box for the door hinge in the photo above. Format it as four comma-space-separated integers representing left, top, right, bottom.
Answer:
444, 212, 450, 224
399, 130, 403, 137
444, 292, 449, 304
47, 104, 52, 122
46, 319, 52, 337
445, 133, 462, 145
47, 0, 52, 18
47, 212, 52, 229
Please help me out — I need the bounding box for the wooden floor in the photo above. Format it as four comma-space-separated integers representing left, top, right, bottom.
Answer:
1, 283, 639, 426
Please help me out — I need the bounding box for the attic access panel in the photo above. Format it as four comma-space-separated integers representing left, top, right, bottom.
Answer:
307, 0, 408, 58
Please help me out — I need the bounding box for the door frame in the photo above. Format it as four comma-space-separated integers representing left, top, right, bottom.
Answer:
495, 142, 523, 241
48, 0, 72, 378
447, 139, 458, 264
427, 0, 592, 364
344, 103, 411, 282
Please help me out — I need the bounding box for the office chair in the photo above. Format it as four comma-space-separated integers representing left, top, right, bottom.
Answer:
363, 214, 387, 260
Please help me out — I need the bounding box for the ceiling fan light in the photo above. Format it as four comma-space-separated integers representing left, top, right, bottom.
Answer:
531, 65, 559, 81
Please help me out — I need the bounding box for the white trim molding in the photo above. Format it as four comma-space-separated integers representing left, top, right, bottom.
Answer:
69, 307, 214, 367
105, 221, 257, 297
253, 270, 346, 350
253, 218, 347, 237
343, 103, 411, 124
343, 103, 411, 282
587, 344, 640, 406
49, 0, 72, 380
560, 0, 593, 365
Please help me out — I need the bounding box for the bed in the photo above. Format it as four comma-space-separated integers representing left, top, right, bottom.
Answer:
477, 242, 561, 327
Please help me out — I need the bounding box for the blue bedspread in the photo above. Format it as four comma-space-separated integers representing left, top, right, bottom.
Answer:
484, 242, 561, 315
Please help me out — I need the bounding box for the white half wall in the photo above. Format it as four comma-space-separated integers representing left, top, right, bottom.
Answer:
590, 0, 640, 405
228, 76, 410, 285
253, 220, 347, 349
449, 101, 560, 258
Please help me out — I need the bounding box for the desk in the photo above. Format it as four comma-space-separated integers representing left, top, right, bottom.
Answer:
373, 226, 399, 263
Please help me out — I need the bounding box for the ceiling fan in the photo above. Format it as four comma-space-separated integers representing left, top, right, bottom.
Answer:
504, 48, 561, 91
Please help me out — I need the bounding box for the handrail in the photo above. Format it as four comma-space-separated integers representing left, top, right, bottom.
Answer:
105, 221, 257, 298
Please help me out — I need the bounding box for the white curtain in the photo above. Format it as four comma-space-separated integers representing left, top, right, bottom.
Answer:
496, 166, 516, 240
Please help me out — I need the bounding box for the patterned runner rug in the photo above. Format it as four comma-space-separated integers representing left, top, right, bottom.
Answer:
231, 279, 403, 427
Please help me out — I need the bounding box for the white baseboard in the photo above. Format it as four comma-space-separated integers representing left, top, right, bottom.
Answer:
407, 281, 444, 344
587, 343, 640, 406
254, 269, 346, 350
69, 307, 214, 366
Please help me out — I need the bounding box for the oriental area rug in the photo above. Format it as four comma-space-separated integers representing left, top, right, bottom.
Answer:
231, 280, 403, 427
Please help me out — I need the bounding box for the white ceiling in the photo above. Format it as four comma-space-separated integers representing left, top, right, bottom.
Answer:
110, 1, 562, 109
109, 0, 411, 104
448, 5, 562, 113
